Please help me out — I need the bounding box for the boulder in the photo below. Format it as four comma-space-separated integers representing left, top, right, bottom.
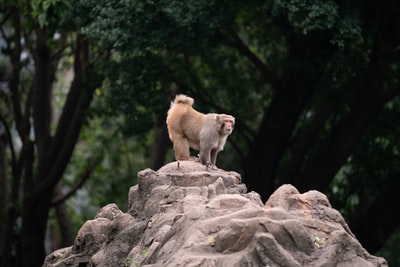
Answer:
43, 161, 387, 267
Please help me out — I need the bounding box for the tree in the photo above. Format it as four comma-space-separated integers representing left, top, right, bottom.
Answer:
0, 1, 103, 266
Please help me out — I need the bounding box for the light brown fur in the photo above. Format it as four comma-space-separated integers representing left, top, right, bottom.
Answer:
166, 94, 235, 166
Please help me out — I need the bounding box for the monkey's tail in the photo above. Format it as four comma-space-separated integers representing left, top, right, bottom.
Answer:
173, 94, 194, 106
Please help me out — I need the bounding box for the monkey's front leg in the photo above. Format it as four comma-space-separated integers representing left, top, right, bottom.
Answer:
205, 149, 219, 170
200, 147, 217, 170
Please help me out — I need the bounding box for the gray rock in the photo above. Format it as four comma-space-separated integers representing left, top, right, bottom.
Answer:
43, 161, 387, 267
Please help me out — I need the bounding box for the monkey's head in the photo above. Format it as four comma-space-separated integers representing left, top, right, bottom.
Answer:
217, 114, 235, 135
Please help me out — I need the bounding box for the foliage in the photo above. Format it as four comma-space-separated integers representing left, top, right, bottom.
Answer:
31, 0, 71, 27
270, 0, 339, 33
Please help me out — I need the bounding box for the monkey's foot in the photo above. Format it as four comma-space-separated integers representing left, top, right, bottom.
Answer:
206, 162, 218, 171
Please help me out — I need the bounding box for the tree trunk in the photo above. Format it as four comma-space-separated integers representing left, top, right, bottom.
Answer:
149, 125, 169, 170
54, 185, 74, 248
0, 134, 8, 263
0, 119, 24, 267
20, 140, 50, 267
244, 32, 335, 201
350, 172, 400, 253
244, 81, 313, 200
279, 103, 335, 184
21, 196, 51, 267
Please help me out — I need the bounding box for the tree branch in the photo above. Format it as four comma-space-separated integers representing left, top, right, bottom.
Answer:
36, 35, 99, 196
6, 7, 24, 138
32, 40, 52, 164
51, 155, 100, 206
224, 27, 279, 90
46, 34, 86, 165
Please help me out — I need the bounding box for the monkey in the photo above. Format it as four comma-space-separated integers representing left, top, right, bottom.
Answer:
166, 94, 235, 168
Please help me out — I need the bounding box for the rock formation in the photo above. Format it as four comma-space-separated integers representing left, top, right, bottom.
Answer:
43, 161, 388, 267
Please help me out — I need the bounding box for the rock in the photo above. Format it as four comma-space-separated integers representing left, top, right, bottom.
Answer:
43, 161, 388, 267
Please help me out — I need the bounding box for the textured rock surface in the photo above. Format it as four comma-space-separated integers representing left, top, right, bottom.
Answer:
43, 161, 387, 267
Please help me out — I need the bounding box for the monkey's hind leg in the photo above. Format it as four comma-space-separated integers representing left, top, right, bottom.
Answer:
173, 136, 191, 161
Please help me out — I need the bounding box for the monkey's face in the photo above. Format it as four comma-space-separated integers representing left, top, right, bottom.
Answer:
222, 118, 235, 135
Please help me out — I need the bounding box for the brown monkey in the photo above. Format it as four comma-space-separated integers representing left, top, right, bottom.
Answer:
166, 94, 235, 167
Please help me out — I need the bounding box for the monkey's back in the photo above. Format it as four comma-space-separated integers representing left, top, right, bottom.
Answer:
166, 102, 205, 150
